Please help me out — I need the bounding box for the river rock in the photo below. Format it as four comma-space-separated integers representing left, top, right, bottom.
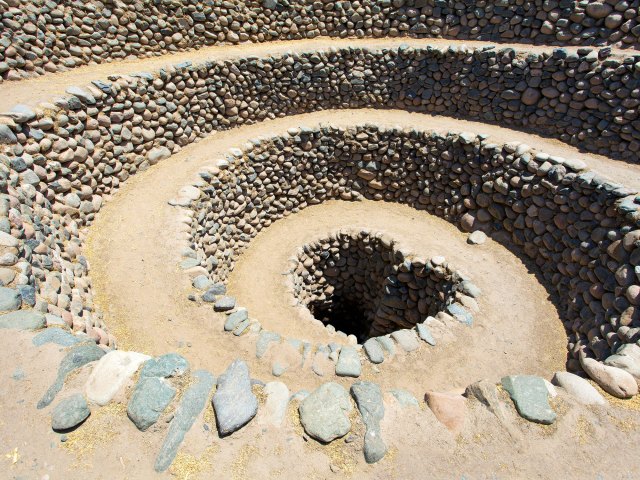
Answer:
0, 310, 45, 330
580, 356, 638, 398
0, 287, 21, 312
51, 393, 90, 431
212, 359, 258, 436
85, 351, 151, 406
299, 382, 352, 442
363, 338, 384, 363
551, 372, 606, 406
335, 346, 361, 377
128, 376, 177, 431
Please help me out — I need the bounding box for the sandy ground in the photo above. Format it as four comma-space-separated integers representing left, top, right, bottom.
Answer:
2, 330, 640, 480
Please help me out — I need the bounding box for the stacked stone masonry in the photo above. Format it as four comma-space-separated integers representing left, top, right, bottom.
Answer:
288, 229, 464, 339
2, 0, 640, 82
0, 45, 637, 389
188, 124, 640, 373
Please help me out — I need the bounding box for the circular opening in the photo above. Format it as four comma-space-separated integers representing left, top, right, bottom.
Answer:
289, 229, 463, 342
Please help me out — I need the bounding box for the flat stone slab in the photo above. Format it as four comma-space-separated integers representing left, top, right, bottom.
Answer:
391, 329, 420, 352
140, 353, 189, 378
375, 336, 395, 357
85, 351, 151, 406
33, 328, 81, 347
363, 338, 384, 364
501, 375, 557, 425
51, 393, 90, 431
551, 372, 606, 406
0, 287, 21, 312
256, 331, 280, 359
299, 382, 352, 443
416, 323, 436, 346
155, 370, 215, 472
389, 389, 419, 408
335, 346, 361, 377
261, 381, 289, 427
0, 310, 45, 330
447, 303, 473, 325
351, 381, 386, 463
214, 296, 236, 312
128, 377, 176, 431
212, 359, 258, 436
38, 344, 106, 409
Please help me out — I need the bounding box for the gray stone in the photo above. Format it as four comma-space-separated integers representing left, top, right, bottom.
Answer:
224, 308, 248, 331
32, 328, 81, 347
179, 258, 199, 269
363, 338, 384, 364
147, 146, 171, 165
202, 283, 226, 302
351, 382, 386, 463
212, 360, 258, 436
0, 310, 45, 330
12, 367, 25, 381
551, 372, 606, 406
447, 303, 473, 325
375, 336, 395, 357
416, 323, 436, 346
604, 344, 640, 384
155, 370, 215, 472
17, 285, 36, 306
9, 105, 36, 123
335, 346, 361, 377
272, 361, 287, 377
51, 394, 90, 431
389, 389, 419, 408
0, 125, 17, 145
192, 275, 212, 290
256, 331, 280, 358
214, 296, 236, 312
128, 377, 176, 431
299, 382, 352, 442
0, 287, 21, 312
464, 379, 508, 420
391, 329, 420, 352
38, 344, 106, 409
467, 230, 487, 245
140, 353, 190, 378
501, 375, 556, 425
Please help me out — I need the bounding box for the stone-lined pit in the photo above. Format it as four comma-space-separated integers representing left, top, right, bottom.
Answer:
288, 229, 463, 342
187, 124, 640, 380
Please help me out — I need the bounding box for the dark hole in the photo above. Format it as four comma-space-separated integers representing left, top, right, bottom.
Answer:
308, 295, 371, 342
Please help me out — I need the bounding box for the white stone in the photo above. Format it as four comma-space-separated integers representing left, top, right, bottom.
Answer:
0, 231, 19, 248
85, 351, 150, 406
260, 381, 290, 427
551, 371, 606, 406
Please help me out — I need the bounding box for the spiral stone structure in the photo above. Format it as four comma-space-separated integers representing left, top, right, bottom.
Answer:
1, 1, 640, 478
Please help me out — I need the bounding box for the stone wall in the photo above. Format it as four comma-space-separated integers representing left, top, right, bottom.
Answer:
187, 124, 640, 375
289, 229, 464, 340
4, 45, 640, 162
0, 46, 637, 378
1, 0, 639, 81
